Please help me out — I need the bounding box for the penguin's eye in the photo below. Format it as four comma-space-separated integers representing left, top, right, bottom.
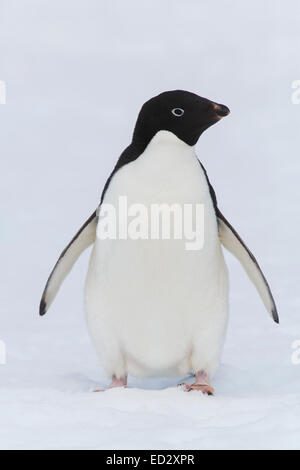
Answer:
171, 108, 184, 117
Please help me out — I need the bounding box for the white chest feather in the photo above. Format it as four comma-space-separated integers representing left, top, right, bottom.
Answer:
85, 131, 228, 379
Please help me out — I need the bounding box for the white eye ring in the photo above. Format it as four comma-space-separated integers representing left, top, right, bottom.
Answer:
171, 108, 184, 117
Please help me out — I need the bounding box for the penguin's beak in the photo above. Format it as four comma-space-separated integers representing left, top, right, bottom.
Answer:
213, 103, 230, 118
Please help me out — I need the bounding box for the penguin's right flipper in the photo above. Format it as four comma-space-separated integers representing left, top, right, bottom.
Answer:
39, 211, 97, 316
217, 209, 279, 324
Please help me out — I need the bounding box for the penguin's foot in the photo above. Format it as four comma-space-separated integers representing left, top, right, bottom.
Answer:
180, 383, 214, 395
94, 375, 127, 392
179, 371, 214, 396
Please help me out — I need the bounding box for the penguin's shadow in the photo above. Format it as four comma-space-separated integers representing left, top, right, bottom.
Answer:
67, 365, 243, 394
87, 374, 194, 392
83, 364, 280, 396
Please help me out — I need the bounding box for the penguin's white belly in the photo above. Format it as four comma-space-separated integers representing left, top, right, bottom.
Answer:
85, 132, 229, 379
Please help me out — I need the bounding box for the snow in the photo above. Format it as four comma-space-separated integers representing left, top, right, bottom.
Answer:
1, 0, 300, 450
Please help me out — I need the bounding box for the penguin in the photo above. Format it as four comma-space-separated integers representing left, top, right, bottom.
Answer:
39, 90, 278, 395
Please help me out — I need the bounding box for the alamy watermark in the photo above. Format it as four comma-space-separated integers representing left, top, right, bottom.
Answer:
291, 339, 300, 365
291, 80, 300, 104
97, 196, 205, 251
0, 81, 6, 104
0, 340, 6, 365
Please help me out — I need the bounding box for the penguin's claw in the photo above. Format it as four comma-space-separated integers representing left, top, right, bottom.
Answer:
179, 382, 215, 396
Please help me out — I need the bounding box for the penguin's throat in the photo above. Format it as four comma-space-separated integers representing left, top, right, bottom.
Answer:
138, 130, 197, 170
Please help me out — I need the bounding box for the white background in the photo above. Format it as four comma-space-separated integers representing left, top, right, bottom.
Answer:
1, 0, 300, 450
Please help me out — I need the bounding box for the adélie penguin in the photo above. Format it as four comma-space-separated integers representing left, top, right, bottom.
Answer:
39, 90, 278, 395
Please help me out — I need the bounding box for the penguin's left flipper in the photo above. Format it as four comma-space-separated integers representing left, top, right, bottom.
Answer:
217, 209, 279, 324
39, 211, 97, 316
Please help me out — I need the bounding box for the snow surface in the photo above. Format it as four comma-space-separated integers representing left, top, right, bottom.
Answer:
1, 0, 300, 450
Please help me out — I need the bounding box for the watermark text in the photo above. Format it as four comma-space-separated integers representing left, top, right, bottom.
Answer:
291, 80, 300, 104
291, 339, 300, 365
0, 81, 6, 104
0, 340, 6, 365
97, 196, 205, 251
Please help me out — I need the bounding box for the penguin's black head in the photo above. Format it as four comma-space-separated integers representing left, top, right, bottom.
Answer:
132, 90, 230, 147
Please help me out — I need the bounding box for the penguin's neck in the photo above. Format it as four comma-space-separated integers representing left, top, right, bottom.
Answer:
101, 131, 198, 203
144, 130, 193, 150
136, 130, 197, 172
